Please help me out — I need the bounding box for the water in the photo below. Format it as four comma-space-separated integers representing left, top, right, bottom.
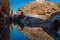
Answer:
10, 25, 26, 40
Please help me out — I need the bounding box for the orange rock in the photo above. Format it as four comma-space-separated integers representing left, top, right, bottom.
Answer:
17, 2, 60, 20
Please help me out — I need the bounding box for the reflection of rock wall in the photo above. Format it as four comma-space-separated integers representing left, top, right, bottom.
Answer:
0, 25, 10, 40
17, 27, 53, 40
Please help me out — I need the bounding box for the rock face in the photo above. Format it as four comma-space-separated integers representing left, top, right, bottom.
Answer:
17, 2, 60, 40
0, 0, 10, 14
0, 0, 10, 40
35, 0, 45, 3
17, 2, 60, 20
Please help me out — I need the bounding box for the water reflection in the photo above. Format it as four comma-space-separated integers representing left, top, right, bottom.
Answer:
10, 25, 26, 40
0, 11, 60, 40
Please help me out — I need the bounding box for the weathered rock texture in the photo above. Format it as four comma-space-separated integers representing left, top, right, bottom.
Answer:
17, 1, 60, 40
17, 2, 60, 20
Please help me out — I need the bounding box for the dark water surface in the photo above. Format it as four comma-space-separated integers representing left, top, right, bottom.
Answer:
10, 25, 26, 40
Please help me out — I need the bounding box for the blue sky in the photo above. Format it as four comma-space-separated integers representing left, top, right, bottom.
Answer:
9, 0, 58, 14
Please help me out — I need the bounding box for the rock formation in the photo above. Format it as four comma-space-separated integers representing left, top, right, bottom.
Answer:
35, 0, 45, 3
0, 0, 10, 14
17, 2, 60, 20
17, 1, 60, 40
0, 0, 10, 40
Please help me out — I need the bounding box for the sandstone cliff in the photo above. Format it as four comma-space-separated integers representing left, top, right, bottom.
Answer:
17, 2, 60, 20
16, 1, 60, 40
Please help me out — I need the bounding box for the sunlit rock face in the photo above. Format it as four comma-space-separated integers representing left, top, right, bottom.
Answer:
35, 0, 45, 3
17, 2, 60, 20
0, 0, 10, 40
17, 9, 23, 16
9, 10, 14, 17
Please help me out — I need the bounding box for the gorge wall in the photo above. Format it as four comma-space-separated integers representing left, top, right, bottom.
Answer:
17, 1, 60, 40
17, 2, 60, 20
0, 0, 10, 14
0, 0, 10, 40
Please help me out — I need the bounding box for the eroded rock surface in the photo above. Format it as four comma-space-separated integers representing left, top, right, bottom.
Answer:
16, 1, 60, 40
17, 2, 60, 20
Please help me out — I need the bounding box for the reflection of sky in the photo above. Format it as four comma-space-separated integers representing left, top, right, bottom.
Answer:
10, 25, 26, 40
9, 0, 58, 14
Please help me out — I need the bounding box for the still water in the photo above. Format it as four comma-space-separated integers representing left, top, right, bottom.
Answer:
10, 25, 26, 40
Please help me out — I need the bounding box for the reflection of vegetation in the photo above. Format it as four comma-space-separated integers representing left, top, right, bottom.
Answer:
56, 0, 60, 8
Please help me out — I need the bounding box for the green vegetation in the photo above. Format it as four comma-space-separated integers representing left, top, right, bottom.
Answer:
56, 0, 60, 7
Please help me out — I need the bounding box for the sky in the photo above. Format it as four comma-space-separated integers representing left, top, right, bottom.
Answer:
9, 0, 58, 14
